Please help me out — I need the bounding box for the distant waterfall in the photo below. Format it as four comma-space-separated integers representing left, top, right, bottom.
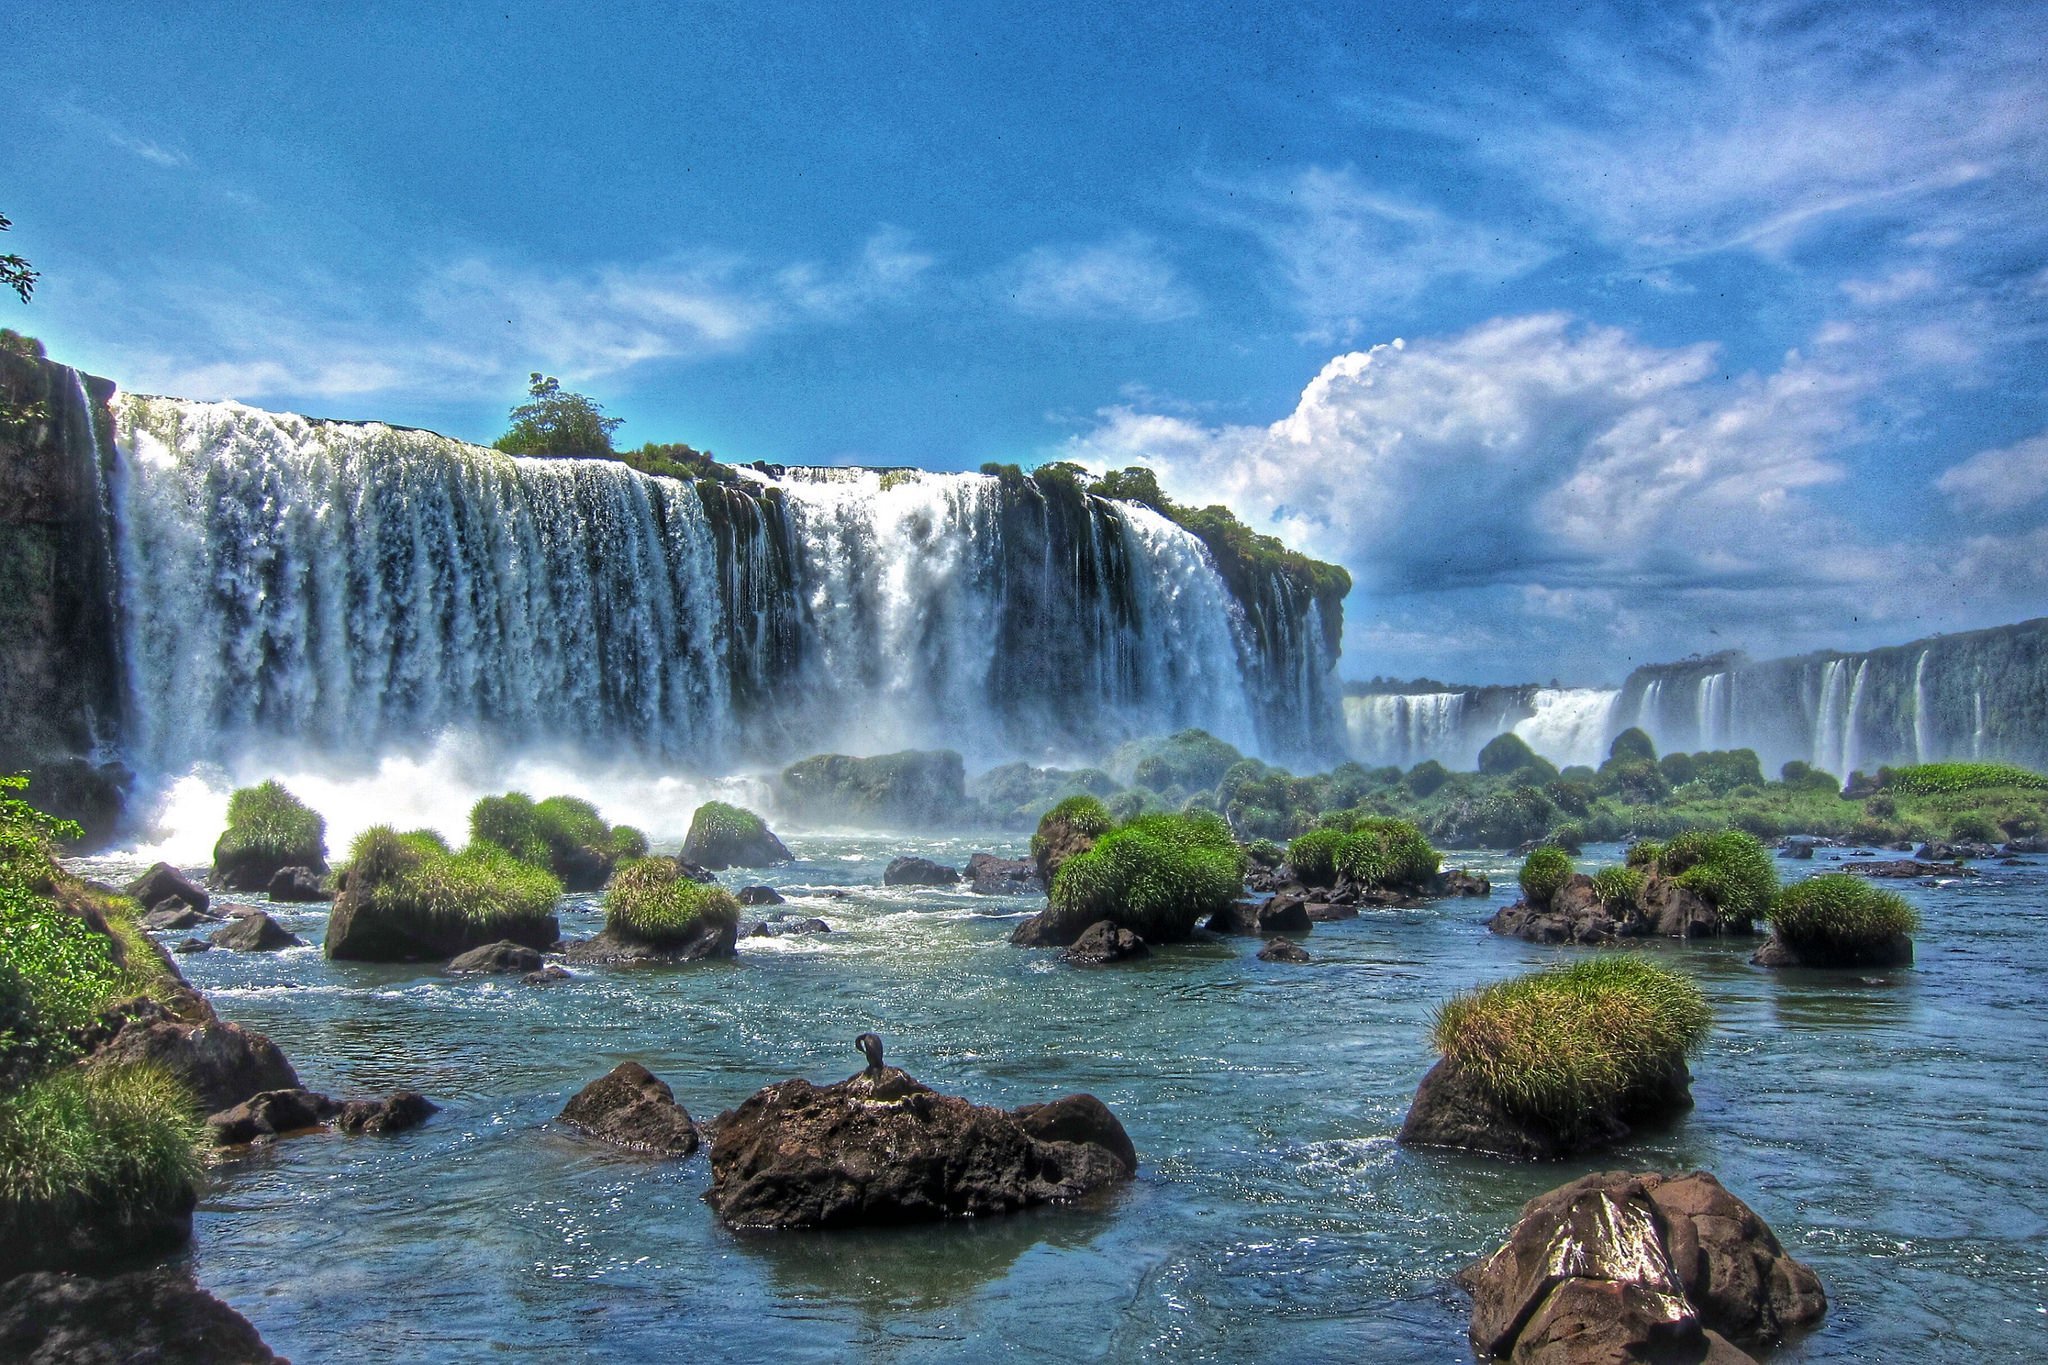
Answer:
1512, 689, 1620, 769
1345, 692, 1469, 767
110, 397, 1341, 774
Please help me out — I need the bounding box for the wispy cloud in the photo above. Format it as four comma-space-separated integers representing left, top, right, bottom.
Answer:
998, 233, 1198, 323
1936, 431, 2048, 516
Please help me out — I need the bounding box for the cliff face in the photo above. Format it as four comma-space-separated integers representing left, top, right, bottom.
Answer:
0, 350, 126, 839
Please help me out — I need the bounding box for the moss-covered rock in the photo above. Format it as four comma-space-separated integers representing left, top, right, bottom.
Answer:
1018, 810, 1246, 947
469, 792, 644, 890
210, 781, 327, 891
581, 857, 742, 961
681, 801, 791, 870
325, 826, 562, 962
776, 750, 968, 828
1755, 872, 1918, 968
1029, 794, 1113, 888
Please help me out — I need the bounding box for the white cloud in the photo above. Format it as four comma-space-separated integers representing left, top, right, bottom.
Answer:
1001, 233, 1197, 323
1936, 431, 2048, 515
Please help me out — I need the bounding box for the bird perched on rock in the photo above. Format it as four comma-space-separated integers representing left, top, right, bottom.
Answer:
855, 1032, 885, 1072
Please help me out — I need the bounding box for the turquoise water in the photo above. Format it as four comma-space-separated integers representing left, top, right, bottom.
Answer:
75, 838, 2048, 1362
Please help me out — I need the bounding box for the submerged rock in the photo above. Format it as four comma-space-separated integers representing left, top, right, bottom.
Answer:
523, 964, 572, 985
1842, 858, 1975, 879
1204, 896, 1310, 936
1751, 933, 1914, 970
743, 914, 831, 938
1461, 1169, 1826, 1363
0, 1267, 283, 1364
883, 855, 962, 887
125, 862, 208, 916
965, 852, 1041, 895
209, 910, 302, 952
736, 884, 785, 906
703, 1064, 1136, 1229
447, 940, 546, 974
1061, 919, 1148, 965
1399, 1055, 1694, 1161
207, 1087, 338, 1145
335, 1091, 437, 1135
558, 1062, 699, 1156
1257, 936, 1311, 963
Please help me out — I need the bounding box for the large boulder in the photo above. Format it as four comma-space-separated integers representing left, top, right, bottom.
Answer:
335, 1092, 437, 1135
209, 911, 302, 952
1061, 919, 1148, 965
1031, 808, 1102, 887
0, 1267, 283, 1364
1489, 873, 1726, 945
125, 863, 208, 916
447, 940, 546, 974
142, 904, 218, 933
965, 852, 1041, 895
207, 1087, 338, 1145
736, 884, 785, 906
1751, 933, 1913, 969
1399, 1056, 1694, 1162
777, 749, 968, 828
558, 1062, 699, 1156
89, 1018, 299, 1115
883, 856, 961, 887
703, 1066, 1135, 1229
265, 866, 330, 902
1462, 1169, 1826, 1363
1204, 895, 1311, 936
323, 886, 559, 963
1258, 936, 1312, 963
679, 803, 792, 871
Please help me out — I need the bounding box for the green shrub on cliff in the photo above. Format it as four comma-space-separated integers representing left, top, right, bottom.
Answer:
1429, 956, 1710, 1138
1591, 864, 1645, 910
605, 858, 741, 948
1518, 846, 1574, 907
1767, 874, 1919, 952
213, 780, 326, 872
1049, 810, 1245, 940
1333, 817, 1440, 889
0, 1063, 204, 1263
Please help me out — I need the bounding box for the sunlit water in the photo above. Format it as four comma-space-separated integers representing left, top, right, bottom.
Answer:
65, 838, 2048, 1362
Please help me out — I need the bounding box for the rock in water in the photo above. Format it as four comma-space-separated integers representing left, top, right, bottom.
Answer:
736, 884, 785, 906
558, 1062, 699, 1156
1462, 1169, 1826, 1363
336, 1092, 437, 1135
703, 1066, 1136, 1229
209, 910, 302, 952
965, 852, 1041, 895
447, 940, 546, 974
208, 1088, 338, 1145
1750, 933, 1914, 969
0, 1267, 284, 1364
1061, 919, 1149, 965
1399, 1055, 1694, 1161
142, 904, 216, 932
90, 1018, 300, 1115
125, 862, 209, 915
882, 855, 962, 887
1258, 936, 1311, 963
266, 865, 331, 902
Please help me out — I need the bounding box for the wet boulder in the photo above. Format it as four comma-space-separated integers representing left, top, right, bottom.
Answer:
1842, 858, 1974, 879
558, 1061, 699, 1156
1061, 919, 1148, 965
335, 1091, 437, 1135
207, 1088, 339, 1145
736, 884, 785, 907
142, 904, 218, 933
743, 913, 832, 938
1427, 869, 1491, 897
125, 863, 208, 916
172, 937, 211, 954
883, 856, 961, 887
266, 865, 331, 902
1462, 1169, 1825, 1363
1400, 1055, 1694, 1162
703, 1066, 1135, 1229
90, 1017, 299, 1115
965, 853, 1041, 895
209, 910, 302, 952
524, 964, 572, 985
0, 1267, 284, 1364
447, 940, 546, 974
1205, 896, 1311, 936
1258, 936, 1311, 963
1750, 934, 1914, 970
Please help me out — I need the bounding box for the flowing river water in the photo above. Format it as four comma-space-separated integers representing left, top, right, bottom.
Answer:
66, 838, 2048, 1362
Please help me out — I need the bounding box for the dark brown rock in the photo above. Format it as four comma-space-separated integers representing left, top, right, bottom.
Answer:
207, 1088, 339, 1145
965, 852, 1041, 895
1031, 810, 1100, 887
1257, 936, 1311, 963
703, 1067, 1134, 1229
736, 884, 785, 906
265, 866, 330, 903
172, 937, 211, 954
142, 904, 217, 932
1750, 932, 1914, 969
324, 884, 559, 963
1843, 859, 1975, 879
558, 1062, 699, 1155
1009, 908, 1082, 948
1400, 1055, 1694, 1160
561, 918, 737, 963
1639, 877, 1729, 937
883, 856, 961, 887
743, 914, 832, 938
335, 1092, 437, 1135
0, 1267, 284, 1364
446, 940, 545, 974
523, 965, 572, 985
90, 1018, 299, 1114
1428, 868, 1492, 897
1303, 900, 1356, 921
1205, 896, 1312, 936
1009, 1093, 1138, 1176
126, 863, 208, 915
1462, 1169, 1825, 1363
212, 845, 329, 895
209, 911, 302, 952
1061, 919, 1148, 965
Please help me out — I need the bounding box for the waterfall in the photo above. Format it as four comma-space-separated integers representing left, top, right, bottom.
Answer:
109, 397, 1338, 779
1695, 673, 1728, 749
1912, 649, 1931, 763
1841, 660, 1870, 778
1812, 659, 1847, 774
1636, 678, 1663, 732
1512, 688, 1620, 769
1344, 692, 1467, 767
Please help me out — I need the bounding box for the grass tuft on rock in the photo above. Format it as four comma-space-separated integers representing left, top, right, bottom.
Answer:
213, 780, 326, 868
345, 825, 562, 933
1657, 830, 1777, 923
1518, 846, 1574, 907
1767, 874, 1919, 950
1285, 828, 1347, 884
1049, 809, 1245, 940
0, 1063, 204, 1252
605, 858, 742, 947
1591, 864, 1645, 910
1430, 956, 1711, 1136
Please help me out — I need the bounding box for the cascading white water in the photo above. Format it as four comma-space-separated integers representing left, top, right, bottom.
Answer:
1912, 649, 1931, 763
1512, 688, 1620, 769
1812, 659, 1847, 774
110, 397, 1299, 794
1841, 660, 1870, 777
1636, 678, 1663, 732
1344, 693, 1468, 767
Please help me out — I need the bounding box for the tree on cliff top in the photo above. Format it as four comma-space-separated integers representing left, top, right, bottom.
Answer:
1, 213, 36, 306
494, 373, 622, 456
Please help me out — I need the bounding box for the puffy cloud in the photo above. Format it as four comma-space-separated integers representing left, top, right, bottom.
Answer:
1000, 233, 1198, 323
1936, 432, 2048, 515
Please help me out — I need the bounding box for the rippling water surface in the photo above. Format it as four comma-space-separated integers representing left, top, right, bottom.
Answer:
68, 838, 2048, 1362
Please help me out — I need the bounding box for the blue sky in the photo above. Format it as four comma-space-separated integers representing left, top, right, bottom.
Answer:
8, 0, 2047, 683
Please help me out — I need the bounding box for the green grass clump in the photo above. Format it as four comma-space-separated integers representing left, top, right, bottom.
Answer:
213, 780, 326, 866
346, 825, 562, 933
1333, 817, 1441, 890
1050, 810, 1246, 940
1285, 828, 1347, 885
1626, 840, 1663, 868
1518, 846, 1574, 907
0, 1064, 204, 1252
1429, 955, 1711, 1136
1657, 830, 1777, 923
0, 879, 128, 1069
472, 793, 640, 877
687, 801, 770, 847
1767, 874, 1920, 950
604, 858, 742, 946
1032, 794, 1115, 867
1883, 763, 2048, 795
470, 793, 550, 865
1591, 864, 1645, 910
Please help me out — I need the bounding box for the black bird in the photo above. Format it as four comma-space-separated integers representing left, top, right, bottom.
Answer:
855, 1032, 885, 1072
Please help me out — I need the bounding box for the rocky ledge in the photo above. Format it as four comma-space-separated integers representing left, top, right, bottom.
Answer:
1461, 1169, 1826, 1364
703, 1053, 1135, 1229
1490, 873, 1737, 946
